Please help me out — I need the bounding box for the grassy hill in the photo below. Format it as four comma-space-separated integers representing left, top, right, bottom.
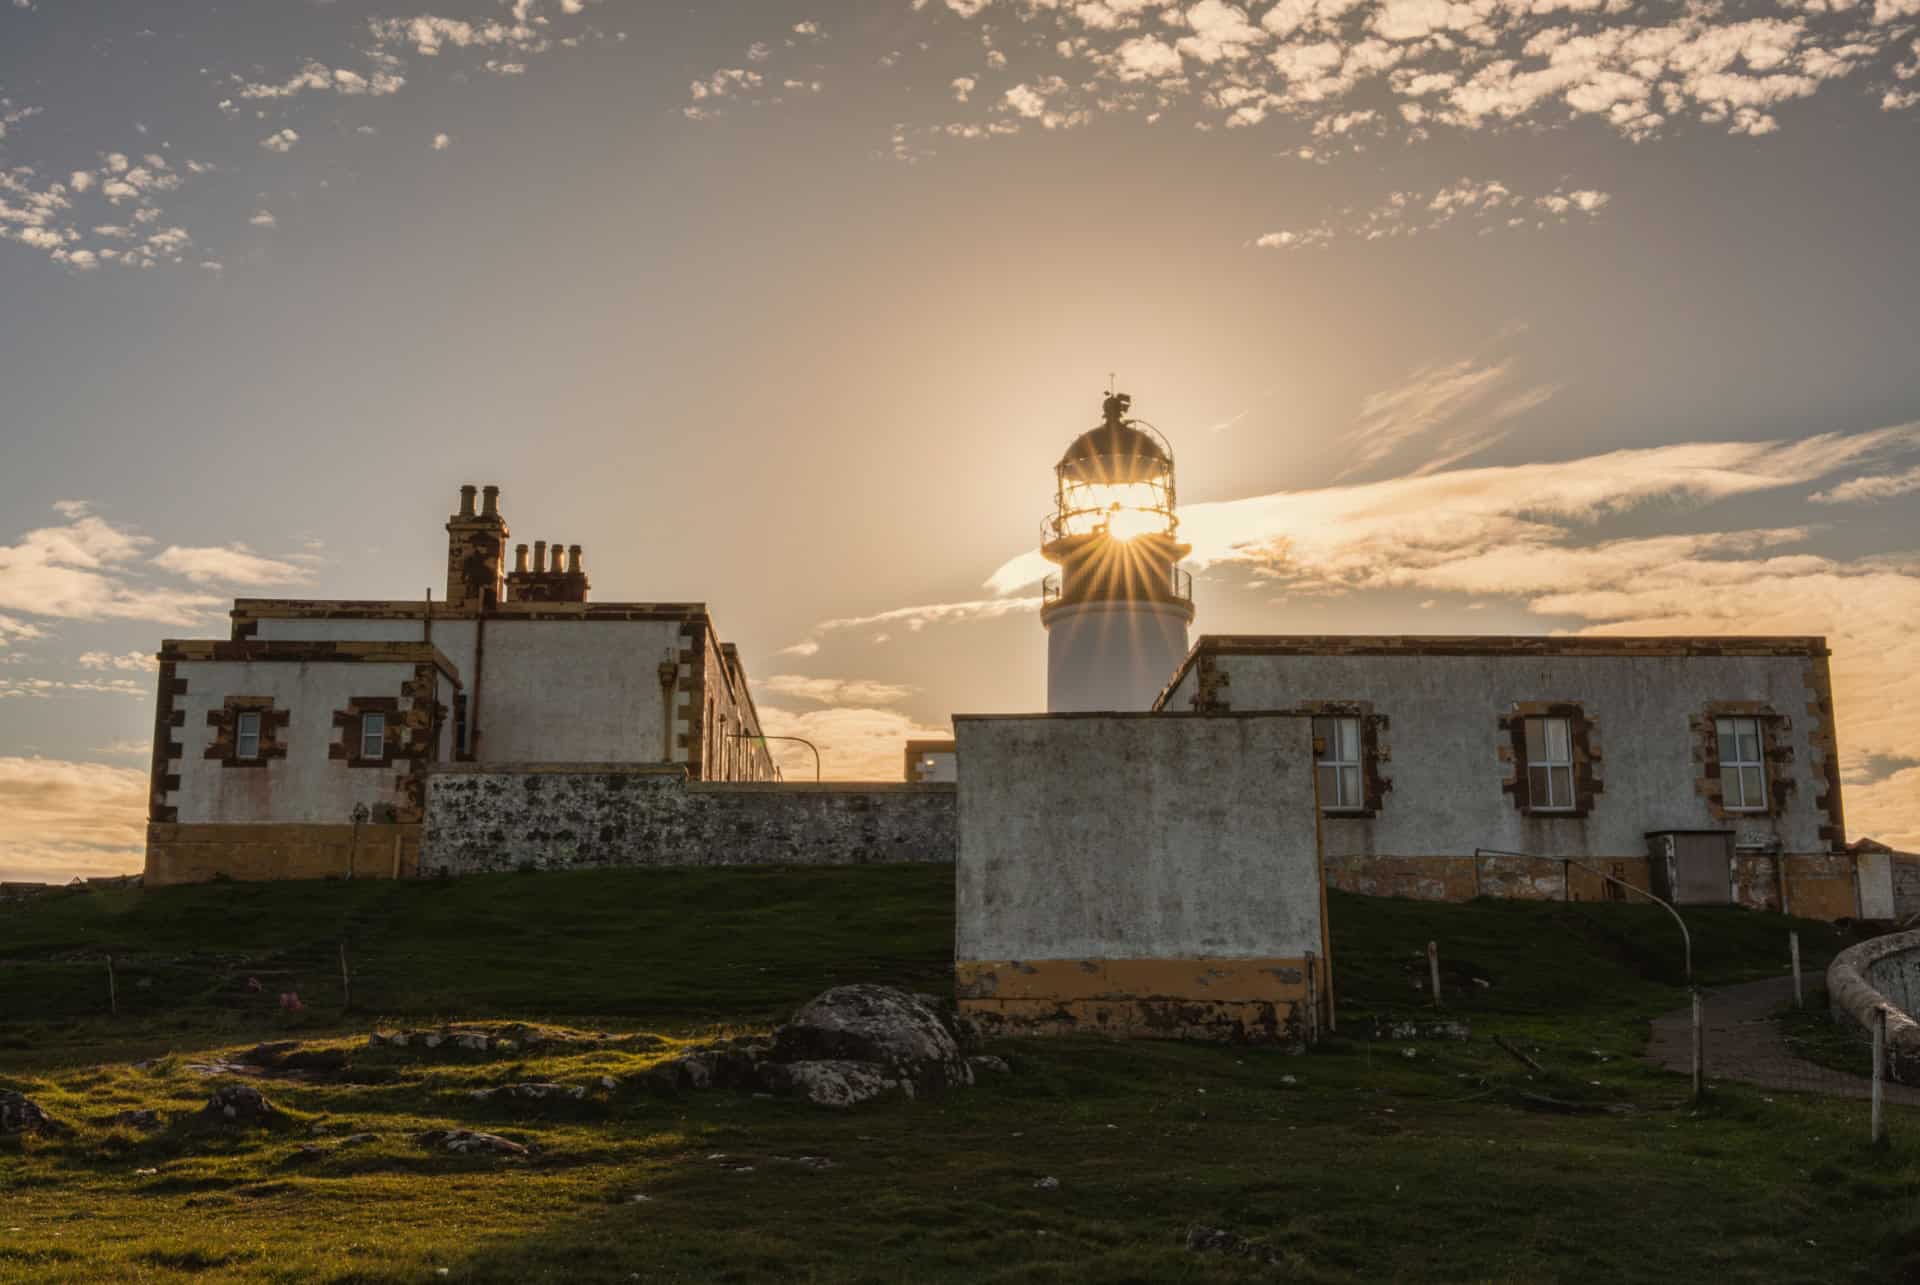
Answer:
1, 867, 1912, 1283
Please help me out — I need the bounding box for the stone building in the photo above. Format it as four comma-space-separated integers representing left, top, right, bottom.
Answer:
1154, 635, 1864, 918
144, 485, 778, 884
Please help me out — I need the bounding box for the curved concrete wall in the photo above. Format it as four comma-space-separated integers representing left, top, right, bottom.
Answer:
1826, 929, 1920, 1078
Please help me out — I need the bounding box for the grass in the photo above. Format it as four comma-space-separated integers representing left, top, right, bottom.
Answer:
3, 867, 1917, 1283
1778, 988, 1880, 1079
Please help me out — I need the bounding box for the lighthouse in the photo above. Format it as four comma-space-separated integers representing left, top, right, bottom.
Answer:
1040, 392, 1196, 711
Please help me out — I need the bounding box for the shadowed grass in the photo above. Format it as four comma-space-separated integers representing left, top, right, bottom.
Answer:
0, 868, 1908, 1281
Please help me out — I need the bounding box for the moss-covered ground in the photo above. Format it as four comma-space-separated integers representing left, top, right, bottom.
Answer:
4, 867, 1918, 1282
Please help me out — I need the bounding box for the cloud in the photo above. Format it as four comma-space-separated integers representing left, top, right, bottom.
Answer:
816, 596, 1045, 635
1343, 347, 1558, 478
0, 757, 147, 883
234, 60, 405, 100
77, 650, 157, 672
0, 614, 46, 649
431, 132, 453, 150
776, 639, 821, 657
762, 674, 916, 706
754, 704, 952, 781
249, 209, 276, 228
259, 129, 301, 152
0, 506, 221, 624
149, 544, 311, 586
0, 676, 148, 699
1256, 179, 1611, 251
1811, 462, 1920, 504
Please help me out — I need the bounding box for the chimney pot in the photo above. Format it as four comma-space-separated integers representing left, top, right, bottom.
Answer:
513, 544, 529, 573
568, 544, 584, 575
480, 485, 501, 518
458, 485, 477, 518
532, 541, 547, 574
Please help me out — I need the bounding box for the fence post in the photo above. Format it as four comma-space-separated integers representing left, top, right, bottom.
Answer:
1691, 987, 1705, 1104
1873, 1007, 1888, 1147
1428, 941, 1442, 1009
1790, 932, 1802, 1010
339, 943, 352, 1013
106, 954, 117, 1017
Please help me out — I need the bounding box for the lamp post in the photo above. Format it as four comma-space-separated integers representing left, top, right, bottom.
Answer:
731, 731, 820, 782
349, 802, 369, 881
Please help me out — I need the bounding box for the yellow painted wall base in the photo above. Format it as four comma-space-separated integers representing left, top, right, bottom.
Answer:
955, 957, 1320, 1043
145, 823, 421, 886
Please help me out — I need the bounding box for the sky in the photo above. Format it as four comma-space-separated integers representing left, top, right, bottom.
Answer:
1, 0, 1917, 882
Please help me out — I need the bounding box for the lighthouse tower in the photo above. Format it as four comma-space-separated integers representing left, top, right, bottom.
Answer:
1040, 392, 1196, 712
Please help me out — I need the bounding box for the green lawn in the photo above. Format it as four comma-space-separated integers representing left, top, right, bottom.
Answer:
3, 868, 1915, 1283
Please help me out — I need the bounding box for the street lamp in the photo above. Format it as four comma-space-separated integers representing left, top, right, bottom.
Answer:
730, 731, 820, 782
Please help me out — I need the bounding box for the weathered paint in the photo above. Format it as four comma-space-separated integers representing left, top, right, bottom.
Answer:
953, 713, 1328, 1042
1156, 636, 1855, 917
145, 822, 421, 885
421, 766, 955, 873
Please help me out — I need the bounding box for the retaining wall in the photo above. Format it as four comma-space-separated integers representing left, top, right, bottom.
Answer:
1826, 928, 1920, 1080
421, 764, 955, 874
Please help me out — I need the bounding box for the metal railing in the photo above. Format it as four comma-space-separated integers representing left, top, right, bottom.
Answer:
1042, 565, 1192, 607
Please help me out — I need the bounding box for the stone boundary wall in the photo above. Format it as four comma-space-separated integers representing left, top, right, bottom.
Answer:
421, 764, 955, 875
1827, 929, 1920, 1080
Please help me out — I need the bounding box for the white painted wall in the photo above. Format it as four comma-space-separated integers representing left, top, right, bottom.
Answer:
477, 619, 683, 762
954, 714, 1323, 961
173, 660, 448, 823
1163, 650, 1835, 858
254, 615, 690, 766
1045, 601, 1190, 713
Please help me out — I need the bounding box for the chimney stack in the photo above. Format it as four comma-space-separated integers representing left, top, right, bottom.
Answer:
445, 482, 508, 609
459, 484, 477, 518
481, 485, 500, 518
513, 544, 529, 573
567, 544, 584, 575
532, 540, 548, 574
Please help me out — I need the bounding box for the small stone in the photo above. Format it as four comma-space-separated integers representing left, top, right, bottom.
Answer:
201, 1085, 288, 1128
627, 1193, 652, 1204
967, 1055, 1011, 1076
1034, 1176, 1060, 1191
1280, 1075, 1298, 1086
416, 1129, 528, 1157
134, 1167, 158, 1176
108, 1108, 160, 1130
599, 1076, 617, 1091
0, 1091, 58, 1135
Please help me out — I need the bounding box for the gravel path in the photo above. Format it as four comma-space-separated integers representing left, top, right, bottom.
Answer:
1646, 975, 1920, 1105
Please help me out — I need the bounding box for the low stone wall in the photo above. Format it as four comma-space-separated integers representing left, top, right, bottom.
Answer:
1827, 928, 1920, 1081
421, 764, 955, 875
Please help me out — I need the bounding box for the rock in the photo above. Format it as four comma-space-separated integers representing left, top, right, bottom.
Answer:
340, 1133, 378, 1146
200, 1085, 288, 1127
758, 1059, 901, 1109
1186, 1226, 1285, 1265
773, 985, 974, 1095
0, 1091, 58, 1135
416, 1129, 529, 1157
967, 1055, 1011, 1076
280, 1048, 350, 1074
1033, 1176, 1060, 1191
108, 1108, 161, 1130
244, 1041, 301, 1068
469, 1083, 588, 1104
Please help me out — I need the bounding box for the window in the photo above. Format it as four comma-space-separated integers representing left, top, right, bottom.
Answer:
1314, 716, 1363, 811
360, 712, 387, 759
1716, 716, 1768, 811
235, 711, 262, 760
1524, 716, 1576, 811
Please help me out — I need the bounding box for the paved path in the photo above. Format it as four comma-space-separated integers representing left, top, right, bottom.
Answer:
1645, 975, 1920, 1105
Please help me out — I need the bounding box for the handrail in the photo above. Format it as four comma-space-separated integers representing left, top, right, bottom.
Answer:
1042, 565, 1192, 606
1474, 847, 1692, 982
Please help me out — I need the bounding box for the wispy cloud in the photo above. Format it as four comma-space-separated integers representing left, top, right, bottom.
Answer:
1255, 180, 1610, 250
77, 649, 157, 672
149, 544, 311, 586
1811, 462, 1920, 504
762, 674, 916, 706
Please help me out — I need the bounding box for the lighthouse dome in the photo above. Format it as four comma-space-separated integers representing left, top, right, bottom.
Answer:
1056, 393, 1172, 485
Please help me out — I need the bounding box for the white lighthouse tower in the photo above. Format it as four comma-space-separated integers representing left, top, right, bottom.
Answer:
1040, 392, 1196, 712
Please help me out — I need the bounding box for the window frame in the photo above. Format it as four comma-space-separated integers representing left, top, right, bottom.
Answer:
1523, 715, 1578, 813
234, 711, 262, 760
359, 711, 387, 761
1313, 715, 1366, 813
1502, 702, 1600, 818
1715, 715, 1769, 812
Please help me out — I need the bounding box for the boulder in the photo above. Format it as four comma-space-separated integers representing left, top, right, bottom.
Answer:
757, 1060, 901, 1109
416, 1129, 529, 1157
108, 1108, 161, 1130
200, 1085, 288, 1127
772, 985, 973, 1095
468, 1083, 588, 1104
0, 1091, 57, 1135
